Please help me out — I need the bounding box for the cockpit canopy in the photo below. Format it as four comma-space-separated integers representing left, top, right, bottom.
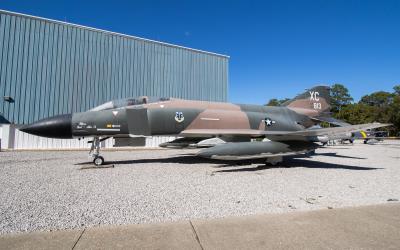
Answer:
90, 96, 170, 111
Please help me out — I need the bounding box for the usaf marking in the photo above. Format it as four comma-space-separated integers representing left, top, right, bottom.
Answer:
264, 118, 276, 126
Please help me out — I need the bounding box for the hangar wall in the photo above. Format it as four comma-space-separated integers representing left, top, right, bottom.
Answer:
0, 10, 229, 149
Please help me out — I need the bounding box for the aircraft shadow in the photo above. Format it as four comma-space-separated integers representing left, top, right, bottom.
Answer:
304, 152, 367, 160
75, 154, 380, 172
75, 151, 364, 166
79, 164, 115, 170
319, 147, 351, 150
76, 155, 233, 166
213, 158, 382, 173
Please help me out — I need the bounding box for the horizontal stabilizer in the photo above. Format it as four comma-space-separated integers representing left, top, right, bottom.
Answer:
311, 116, 351, 127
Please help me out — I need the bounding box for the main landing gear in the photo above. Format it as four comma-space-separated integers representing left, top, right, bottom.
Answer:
89, 137, 106, 166
265, 156, 283, 166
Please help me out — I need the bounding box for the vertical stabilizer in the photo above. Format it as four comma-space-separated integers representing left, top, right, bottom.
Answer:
282, 86, 331, 117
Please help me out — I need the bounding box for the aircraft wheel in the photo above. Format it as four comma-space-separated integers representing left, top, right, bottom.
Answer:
93, 156, 104, 166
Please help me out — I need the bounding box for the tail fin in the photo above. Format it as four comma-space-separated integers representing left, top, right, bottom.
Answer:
283, 85, 331, 117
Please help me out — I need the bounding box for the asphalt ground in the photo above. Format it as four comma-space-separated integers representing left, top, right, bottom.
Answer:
0, 140, 399, 234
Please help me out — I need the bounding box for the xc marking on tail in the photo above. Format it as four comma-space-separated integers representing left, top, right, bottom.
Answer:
309, 91, 320, 101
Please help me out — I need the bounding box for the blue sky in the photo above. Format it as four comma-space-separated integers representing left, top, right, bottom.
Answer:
1, 0, 399, 104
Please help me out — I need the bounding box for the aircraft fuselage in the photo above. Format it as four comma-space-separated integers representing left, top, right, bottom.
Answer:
21, 98, 316, 139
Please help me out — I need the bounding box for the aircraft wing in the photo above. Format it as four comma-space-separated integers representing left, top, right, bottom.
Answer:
180, 123, 391, 138
284, 123, 391, 136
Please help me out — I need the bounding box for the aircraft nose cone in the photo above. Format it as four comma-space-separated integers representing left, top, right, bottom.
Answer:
20, 114, 72, 139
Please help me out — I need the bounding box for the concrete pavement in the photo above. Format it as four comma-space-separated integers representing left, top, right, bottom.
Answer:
1, 203, 399, 250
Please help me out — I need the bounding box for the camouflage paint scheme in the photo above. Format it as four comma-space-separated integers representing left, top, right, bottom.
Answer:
72, 86, 330, 139
20, 86, 389, 161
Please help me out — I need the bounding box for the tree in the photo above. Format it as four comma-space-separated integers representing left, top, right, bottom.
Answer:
336, 103, 376, 125
393, 85, 400, 95
265, 98, 280, 106
388, 94, 400, 136
360, 91, 394, 107
330, 84, 353, 113
265, 98, 290, 106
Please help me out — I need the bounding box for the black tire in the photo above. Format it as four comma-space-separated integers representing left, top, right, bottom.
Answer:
93, 156, 104, 166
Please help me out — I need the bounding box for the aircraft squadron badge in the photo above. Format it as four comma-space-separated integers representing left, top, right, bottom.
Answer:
175, 112, 184, 123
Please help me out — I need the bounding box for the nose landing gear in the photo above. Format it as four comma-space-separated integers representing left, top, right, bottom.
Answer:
93, 155, 105, 166
89, 137, 109, 166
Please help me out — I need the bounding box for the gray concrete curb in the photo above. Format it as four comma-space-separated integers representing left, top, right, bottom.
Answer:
1, 203, 399, 250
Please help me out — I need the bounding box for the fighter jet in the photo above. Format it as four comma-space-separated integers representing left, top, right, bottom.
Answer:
20, 86, 390, 166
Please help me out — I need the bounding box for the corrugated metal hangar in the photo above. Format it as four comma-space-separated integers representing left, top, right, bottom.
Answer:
0, 10, 229, 149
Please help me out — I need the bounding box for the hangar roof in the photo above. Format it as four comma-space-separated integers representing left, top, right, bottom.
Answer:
0, 9, 230, 59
